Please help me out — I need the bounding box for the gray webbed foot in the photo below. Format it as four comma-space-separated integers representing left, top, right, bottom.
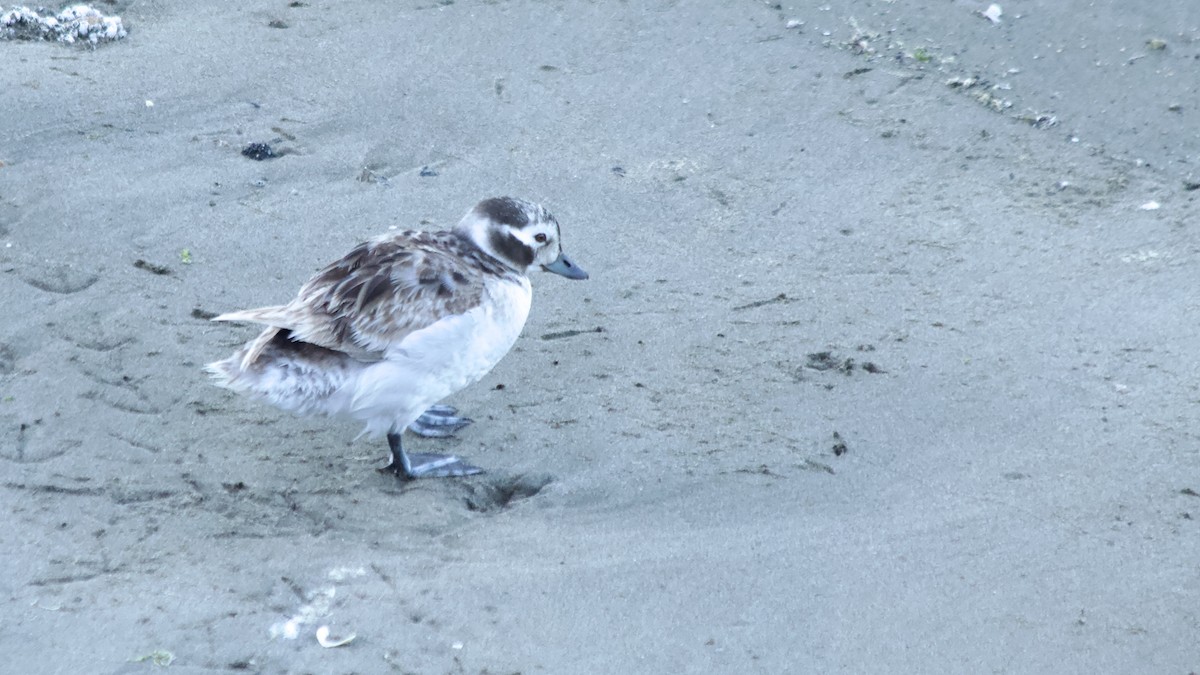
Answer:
381, 431, 483, 480
406, 405, 473, 438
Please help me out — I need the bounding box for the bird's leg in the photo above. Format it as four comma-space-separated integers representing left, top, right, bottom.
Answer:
406, 405, 474, 438
381, 431, 483, 480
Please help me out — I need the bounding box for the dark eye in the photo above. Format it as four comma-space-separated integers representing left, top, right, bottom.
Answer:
534, 233, 548, 243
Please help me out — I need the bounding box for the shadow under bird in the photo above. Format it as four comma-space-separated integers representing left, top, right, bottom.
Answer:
206, 197, 588, 479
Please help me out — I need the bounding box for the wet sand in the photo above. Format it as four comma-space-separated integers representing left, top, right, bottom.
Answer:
2, 1, 1198, 672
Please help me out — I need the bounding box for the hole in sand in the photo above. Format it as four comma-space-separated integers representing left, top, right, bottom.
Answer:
461, 473, 552, 513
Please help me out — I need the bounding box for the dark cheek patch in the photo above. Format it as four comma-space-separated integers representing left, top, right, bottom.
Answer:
490, 229, 535, 268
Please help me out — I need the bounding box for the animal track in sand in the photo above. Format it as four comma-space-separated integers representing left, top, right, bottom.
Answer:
77, 367, 163, 415
20, 264, 98, 294
0, 420, 77, 463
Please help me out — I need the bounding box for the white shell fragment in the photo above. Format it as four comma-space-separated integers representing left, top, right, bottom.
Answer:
316, 625, 356, 648
1139, 200, 1161, 211
981, 4, 1002, 24
0, 4, 127, 45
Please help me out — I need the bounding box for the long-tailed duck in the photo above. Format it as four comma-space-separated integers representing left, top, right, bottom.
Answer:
206, 197, 587, 479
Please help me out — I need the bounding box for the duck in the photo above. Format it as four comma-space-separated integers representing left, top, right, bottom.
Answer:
206, 197, 588, 479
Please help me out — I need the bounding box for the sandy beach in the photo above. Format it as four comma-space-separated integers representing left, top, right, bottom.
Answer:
2, 1, 1198, 672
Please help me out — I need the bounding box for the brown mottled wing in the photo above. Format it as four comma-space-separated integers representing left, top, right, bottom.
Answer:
281, 232, 486, 357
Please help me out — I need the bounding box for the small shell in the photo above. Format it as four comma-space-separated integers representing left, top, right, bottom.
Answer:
315, 625, 356, 648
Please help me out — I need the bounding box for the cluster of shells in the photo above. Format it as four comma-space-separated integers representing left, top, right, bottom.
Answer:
1, 4, 126, 44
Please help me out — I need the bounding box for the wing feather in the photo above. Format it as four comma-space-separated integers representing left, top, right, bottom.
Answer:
214, 232, 489, 364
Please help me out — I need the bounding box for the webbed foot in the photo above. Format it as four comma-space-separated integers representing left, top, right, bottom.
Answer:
381, 431, 483, 480
406, 405, 473, 438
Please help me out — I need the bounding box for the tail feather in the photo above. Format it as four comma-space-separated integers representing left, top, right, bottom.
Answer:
238, 326, 283, 370
211, 305, 291, 326
211, 306, 295, 369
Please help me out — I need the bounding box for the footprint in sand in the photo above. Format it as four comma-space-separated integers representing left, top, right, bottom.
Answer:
19, 263, 98, 294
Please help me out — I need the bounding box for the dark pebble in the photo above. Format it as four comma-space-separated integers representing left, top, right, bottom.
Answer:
242, 143, 277, 161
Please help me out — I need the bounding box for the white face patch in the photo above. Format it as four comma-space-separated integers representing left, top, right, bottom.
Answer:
509, 221, 563, 268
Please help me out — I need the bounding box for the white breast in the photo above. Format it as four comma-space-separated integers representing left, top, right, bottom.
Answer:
471, 275, 533, 373
348, 276, 532, 436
